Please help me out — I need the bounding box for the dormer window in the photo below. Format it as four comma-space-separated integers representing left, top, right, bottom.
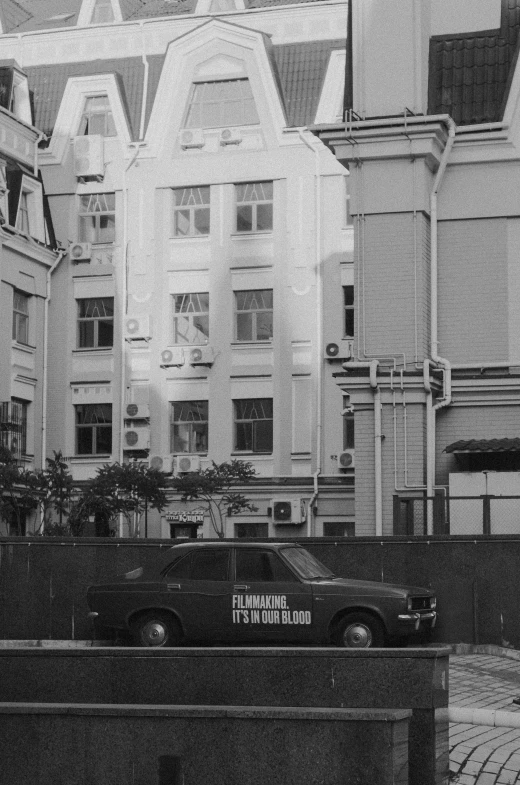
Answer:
79, 95, 116, 137
0, 63, 32, 125
91, 0, 114, 23
184, 79, 259, 129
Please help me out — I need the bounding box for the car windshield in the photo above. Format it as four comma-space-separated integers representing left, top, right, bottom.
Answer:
280, 547, 335, 580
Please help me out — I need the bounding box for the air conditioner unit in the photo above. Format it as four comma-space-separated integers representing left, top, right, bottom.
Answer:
69, 241, 92, 262
73, 135, 104, 179
324, 340, 354, 360
161, 347, 185, 367
174, 454, 201, 474
188, 346, 215, 366
338, 449, 355, 469
125, 403, 150, 419
125, 316, 152, 342
149, 454, 173, 474
123, 427, 150, 450
272, 498, 305, 525
220, 128, 242, 146
179, 129, 205, 149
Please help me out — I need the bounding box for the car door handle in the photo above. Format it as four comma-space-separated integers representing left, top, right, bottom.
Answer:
167, 583, 181, 591
234, 585, 249, 591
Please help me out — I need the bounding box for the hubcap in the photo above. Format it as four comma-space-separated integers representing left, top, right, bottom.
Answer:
141, 621, 168, 646
343, 622, 372, 648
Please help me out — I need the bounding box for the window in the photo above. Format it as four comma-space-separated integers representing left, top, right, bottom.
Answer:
170, 401, 208, 454
16, 190, 30, 234
173, 293, 209, 345
235, 522, 269, 539
173, 187, 210, 237
235, 182, 273, 233
79, 193, 115, 244
12, 290, 29, 344
343, 286, 354, 337
234, 399, 273, 453
343, 407, 355, 450
79, 95, 115, 136
90, 0, 114, 23
323, 522, 355, 537
166, 549, 231, 581
0, 399, 27, 458
77, 297, 114, 349
235, 290, 273, 342
235, 549, 297, 582
76, 403, 112, 455
184, 79, 259, 129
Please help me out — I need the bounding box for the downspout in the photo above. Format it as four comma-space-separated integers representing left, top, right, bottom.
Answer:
138, 22, 149, 141
40, 248, 67, 531
296, 128, 322, 536
427, 119, 456, 529
342, 360, 381, 535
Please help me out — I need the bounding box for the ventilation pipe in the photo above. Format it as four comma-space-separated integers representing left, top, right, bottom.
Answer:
427, 119, 456, 527
342, 360, 381, 535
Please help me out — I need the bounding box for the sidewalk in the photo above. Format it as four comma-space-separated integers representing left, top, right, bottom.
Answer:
449, 647, 520, 784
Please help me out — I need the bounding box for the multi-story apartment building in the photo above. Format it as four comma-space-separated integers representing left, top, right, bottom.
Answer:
0, 0, 355, 538
317, 0, 520, 536
0, 59, 58, 534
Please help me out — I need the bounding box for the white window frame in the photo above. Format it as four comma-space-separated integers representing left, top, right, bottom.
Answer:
170, 400, 209, 454
79, 95, 116, 137
75, 403, 113, 456
172, 292, 210, 345
14, 176, 45, 242
77, 297, 114, 349
235, 182, 273, 234
78, 192, 116, 245
184, 78, 259, 129
172, 187, 210, 238
233, 398, 273, 454
234, 289, 273, 343
12, 290, 30, 345
77, 0, 122, 25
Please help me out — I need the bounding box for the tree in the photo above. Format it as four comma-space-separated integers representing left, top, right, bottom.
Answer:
171, 460, 258, 539
38, 450, 75, 534
70, 462, 169, 537
0, 447, 40, 535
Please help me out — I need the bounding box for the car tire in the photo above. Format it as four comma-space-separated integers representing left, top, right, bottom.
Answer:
130, 611, 182, 647
335, 612, 385, 648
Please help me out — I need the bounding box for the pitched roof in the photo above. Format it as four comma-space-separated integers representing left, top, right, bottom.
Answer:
25, 38, 345, 138
445, 438, 520, 453
428, 0, 520, 124
1, 0, 336, 32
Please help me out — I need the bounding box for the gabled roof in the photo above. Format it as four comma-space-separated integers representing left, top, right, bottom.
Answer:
1, 0, 337, 32
25, 38, 345, 138
428, 0, 520, 125
445, 438, 520, 453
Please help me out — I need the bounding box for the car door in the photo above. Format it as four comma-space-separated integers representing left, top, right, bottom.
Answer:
162, 547, 233, 642
231, 548, 314, 642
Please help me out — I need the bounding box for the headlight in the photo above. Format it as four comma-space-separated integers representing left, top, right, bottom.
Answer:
430, 597, 437, 610
407, 597, 413, 611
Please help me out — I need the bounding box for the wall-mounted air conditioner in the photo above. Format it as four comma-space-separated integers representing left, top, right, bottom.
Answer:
69, 241, 92, 262
324, 340, 354, 360
149, 454, 173, 474
73, 135, 104, 179
123, 427, 150, 450
179, 129, 205, 149
271, 498, 305, 525
338, 449, 355, 469
174, 454, 200, 474
161, 348, 185, 367
125, 403, 150, 419
220, 128, 242, 146
188, 346, 215, 366
125, 316, 152, 341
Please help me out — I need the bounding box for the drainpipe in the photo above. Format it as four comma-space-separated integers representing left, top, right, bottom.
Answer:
138, 22, 149, 141
427, 119, 456, 530
296, 128, 322, 537
342, 360, 381, 535
40, 247, 67, 531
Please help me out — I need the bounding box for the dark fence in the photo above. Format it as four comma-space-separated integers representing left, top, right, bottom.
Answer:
393, 494, 520, 536
1, 535, 520, 647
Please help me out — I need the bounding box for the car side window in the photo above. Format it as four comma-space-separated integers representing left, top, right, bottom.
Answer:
164, 553, 193, 580
235, 550, 297, 582
190, 549, 231, 581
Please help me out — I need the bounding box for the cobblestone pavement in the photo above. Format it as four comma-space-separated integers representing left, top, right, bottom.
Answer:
450, 651, 520, 784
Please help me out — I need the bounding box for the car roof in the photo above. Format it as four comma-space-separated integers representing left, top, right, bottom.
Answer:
165, 541, 300, 553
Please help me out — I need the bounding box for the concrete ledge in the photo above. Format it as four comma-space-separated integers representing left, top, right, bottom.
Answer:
430, 643, 520, 660
449, 707, 520, 728
0, 702, 412, 722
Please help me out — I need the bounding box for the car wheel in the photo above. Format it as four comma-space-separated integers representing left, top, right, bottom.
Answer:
335, 613, 385, 648
131, 611, 182, 647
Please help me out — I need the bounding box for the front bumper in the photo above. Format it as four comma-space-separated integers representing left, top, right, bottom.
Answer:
397, 611, 437, 631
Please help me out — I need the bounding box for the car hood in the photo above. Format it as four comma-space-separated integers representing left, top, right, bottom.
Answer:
309, 577, 433, 597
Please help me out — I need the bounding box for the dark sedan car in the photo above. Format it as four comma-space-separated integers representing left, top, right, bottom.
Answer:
87, 541, 437, 648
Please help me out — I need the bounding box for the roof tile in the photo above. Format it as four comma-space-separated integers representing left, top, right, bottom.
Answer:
445, 438, 520, 453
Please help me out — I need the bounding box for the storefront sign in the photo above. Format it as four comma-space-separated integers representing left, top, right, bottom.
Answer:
166, 509, 205, 524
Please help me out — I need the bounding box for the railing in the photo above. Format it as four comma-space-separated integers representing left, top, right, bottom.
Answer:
393, 494, 520, 536
0, 401, 26, 460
